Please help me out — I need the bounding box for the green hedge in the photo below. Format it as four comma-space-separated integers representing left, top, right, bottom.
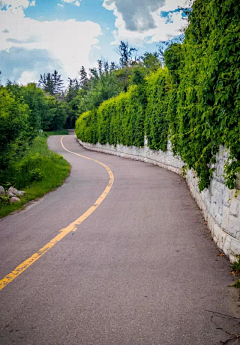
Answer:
167, 0, 240, 191
76, 0, 240, 192
145, 69, 169, 151
76, 85, 148, 148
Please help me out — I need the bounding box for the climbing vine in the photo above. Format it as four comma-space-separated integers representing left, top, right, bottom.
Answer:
76, 0, 240, 192
169, 0, 240, 191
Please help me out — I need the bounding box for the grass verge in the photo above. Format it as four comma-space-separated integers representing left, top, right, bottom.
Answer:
230, 257, 240, 288
44, 130, 69, 137
0, 134, 71, 218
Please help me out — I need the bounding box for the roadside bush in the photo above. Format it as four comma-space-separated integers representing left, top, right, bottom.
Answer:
0, 87, 30, 184
0, 135, 71, 218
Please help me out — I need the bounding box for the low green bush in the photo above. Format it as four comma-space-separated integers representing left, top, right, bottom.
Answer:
0, 136, 70, 218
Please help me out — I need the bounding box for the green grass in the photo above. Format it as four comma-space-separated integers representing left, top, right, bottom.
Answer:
44, 130, 69, 137
0, 135, 71, 218
230, 257, 240, 288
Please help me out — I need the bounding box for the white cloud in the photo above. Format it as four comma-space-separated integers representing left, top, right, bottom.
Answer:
103, 0, 165, 32
0, 2, 102, 84
62, 0, 81, 6
0, 47, 63, 84
103, 0, 190, 45
18, 70, 39, 85
161, 0, 191, 11
57, 3, 64, 7
0, 0, 30, 9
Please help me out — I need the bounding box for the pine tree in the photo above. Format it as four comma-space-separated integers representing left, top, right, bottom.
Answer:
52, 70, 64, 94
79, 66, 88, 89
116, 41, 138, 67
38, 70, 64, 95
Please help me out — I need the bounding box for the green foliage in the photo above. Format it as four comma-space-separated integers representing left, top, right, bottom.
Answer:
74, 62, 122, 116
116, 41, 138, 68
141, 52, 161, 72
76, 0, 240, 192
145, 69, 169, 151
0, 194, 10, 206
0, 83, 67, 187
114, 67, 133, 92
129, 66, 148, 86
0, 136, 70, 218
76, 84, 146, 148
231, 257, 240, 274
231, 257, 240, 288
7, 83, 47, 135
232, 280, 240, 288
224, 159, 240, 190
44, 130, 69, 136
38, 70, 64, 95
0, 87, 30, 181
167, 0, 240, 191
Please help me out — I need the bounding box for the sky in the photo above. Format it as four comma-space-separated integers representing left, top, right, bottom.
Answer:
0, 0, 190, 86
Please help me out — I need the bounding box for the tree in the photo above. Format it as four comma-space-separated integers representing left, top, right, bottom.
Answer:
79, 66, 89, 89
116, 41, 138, 67
66, 78, 80, 102
0, 87, 30, 182
164, 43, 182, 84
141, 52, 161, 72
98, 60, 103, 76
110, 62, 116, 71
129, 66, 147, 86
52, 70, 64, 94
38, 70, 64, 95
38, 73, 54, 94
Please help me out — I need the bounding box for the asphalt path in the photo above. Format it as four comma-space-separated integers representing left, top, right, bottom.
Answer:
0, 134, 239, 345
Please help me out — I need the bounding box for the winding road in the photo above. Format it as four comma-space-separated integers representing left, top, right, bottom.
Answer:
0, 133, 239, 345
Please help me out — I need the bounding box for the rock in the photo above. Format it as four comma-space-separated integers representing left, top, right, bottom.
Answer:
10, 197, 21, 203
8, 187, 25, 197
0, 186, 5, 195
8, 186, 19, 196
7, 191, 15, 198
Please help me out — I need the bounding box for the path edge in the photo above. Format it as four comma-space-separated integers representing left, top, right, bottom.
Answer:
77, 138, 240, 263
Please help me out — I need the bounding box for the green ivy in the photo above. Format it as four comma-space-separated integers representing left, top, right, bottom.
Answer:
145, 69, 169, 151
76, 0, 240, 192
76, 85, 146, 148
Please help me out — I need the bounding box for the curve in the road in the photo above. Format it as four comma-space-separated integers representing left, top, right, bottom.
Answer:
0, 136, 114, 291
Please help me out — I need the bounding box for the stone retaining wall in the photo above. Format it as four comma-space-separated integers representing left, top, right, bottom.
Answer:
78, 138, 240, 262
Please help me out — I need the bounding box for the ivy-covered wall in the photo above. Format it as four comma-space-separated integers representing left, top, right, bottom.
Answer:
76, 0, 240, 192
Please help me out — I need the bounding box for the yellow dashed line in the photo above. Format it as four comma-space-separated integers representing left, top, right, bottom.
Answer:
0, 136, 114, 291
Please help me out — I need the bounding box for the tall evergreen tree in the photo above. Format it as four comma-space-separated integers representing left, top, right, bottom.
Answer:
66, 78, 80, 102
79, 66, 88, 89
38, 70, 64, 95
52, 70, 64, 94
116, 41, 138, 67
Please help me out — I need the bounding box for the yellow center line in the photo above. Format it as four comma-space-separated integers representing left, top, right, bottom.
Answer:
0, 136, 114, 291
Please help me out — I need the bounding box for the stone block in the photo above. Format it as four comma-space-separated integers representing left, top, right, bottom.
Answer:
10, 197, 20, 203
221, 206, 230, 230
223, 188, 230, 207
228, 215, 240, 237
230, 239, 240, 257
222, 233, 231, 254
236, 172, 240, 190
230, 198, 239, 217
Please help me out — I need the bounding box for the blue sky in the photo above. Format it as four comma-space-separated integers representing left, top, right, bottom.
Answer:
0, 0, 189, 85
